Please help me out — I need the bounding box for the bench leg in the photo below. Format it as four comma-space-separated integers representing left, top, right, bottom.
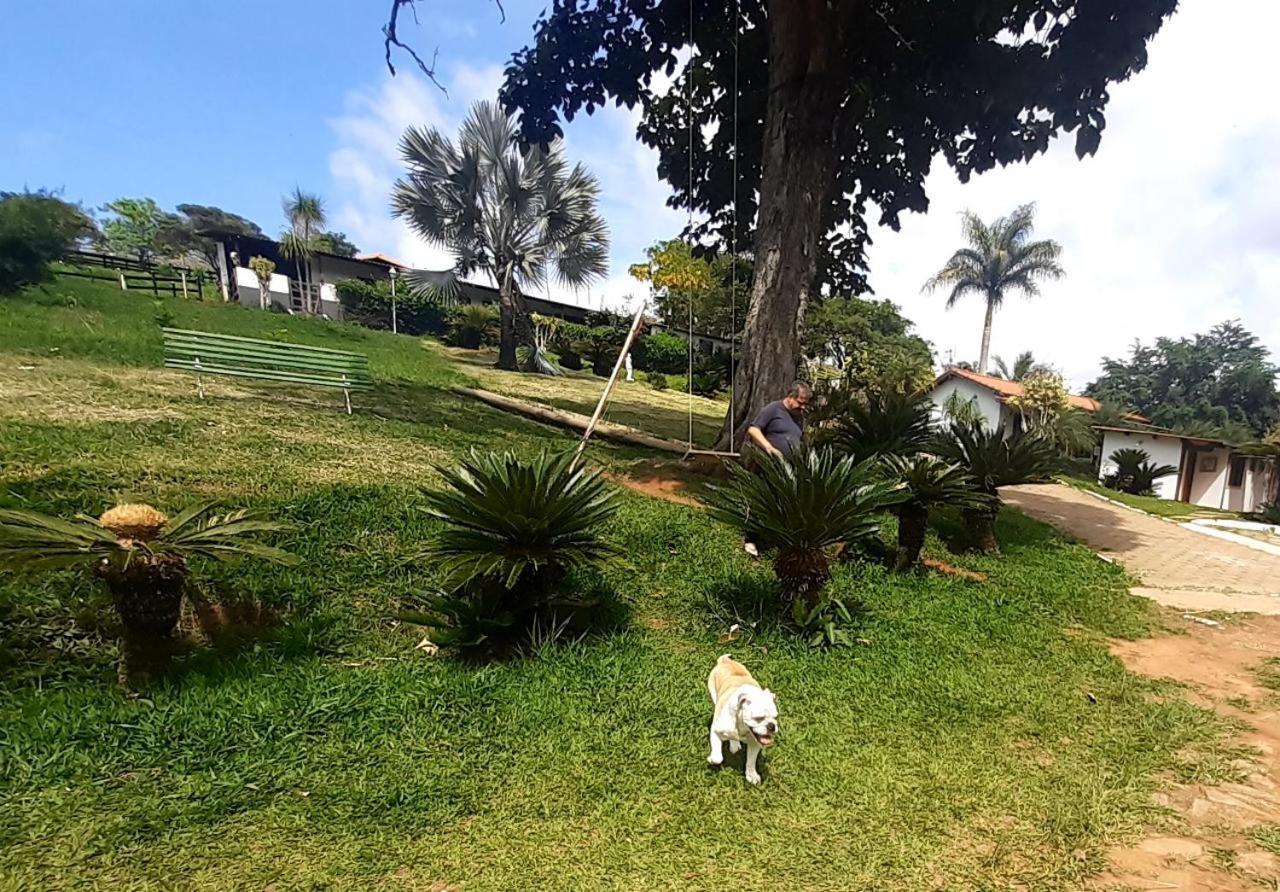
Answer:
344, 387, 352, 414
197, 374, 205, 399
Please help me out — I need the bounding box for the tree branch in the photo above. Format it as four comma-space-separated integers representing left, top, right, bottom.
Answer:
383, 0, 506, 93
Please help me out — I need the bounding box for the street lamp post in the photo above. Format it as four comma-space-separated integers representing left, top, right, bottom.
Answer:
389, 267, 398, 335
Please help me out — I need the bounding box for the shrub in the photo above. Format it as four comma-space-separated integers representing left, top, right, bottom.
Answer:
935, 422, 1058, 553
706, 446, 902, 609
1258, 501, 1280, 525
0, 503, 296, 686
880, 453, 988, 570
648, 372, 669, 391
406, 450, 621, 657
636, 330, 688, 374
818, 389, 934, 463
335, 278, 451, 336
1103, 447, 1177, 495
0, 190, 95, 294
447, 304, 500, 349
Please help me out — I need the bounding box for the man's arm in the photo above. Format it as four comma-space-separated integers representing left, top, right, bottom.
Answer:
747, 424, 781, 458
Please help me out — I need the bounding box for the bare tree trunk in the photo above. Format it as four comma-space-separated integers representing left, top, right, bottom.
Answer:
978, 296, 996, 374
714, 0, 844, 451
498, 279, 518, 370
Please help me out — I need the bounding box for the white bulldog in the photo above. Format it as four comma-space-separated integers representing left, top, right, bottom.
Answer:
706, 653, 779, 784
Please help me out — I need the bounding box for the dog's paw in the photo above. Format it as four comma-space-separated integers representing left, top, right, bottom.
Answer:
707, 752, 724, 766
745, 770, 762, 785
728, 740, 741, 754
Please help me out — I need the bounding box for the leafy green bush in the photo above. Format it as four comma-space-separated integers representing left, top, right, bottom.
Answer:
816, 389, 933, 463
880, 454, 987, 570
647, 372, 669, 391
706, 446, 902, 609
792, 594, 865, 649
447, 304, 500, 349
1103, 447, 1177, 496
0, 191, 95, 294
405, 450, 622, 657
335, 278, 450, 336
1258, 501, 1280, 525
935, 422, 1058, 553
636, 330, 688, 374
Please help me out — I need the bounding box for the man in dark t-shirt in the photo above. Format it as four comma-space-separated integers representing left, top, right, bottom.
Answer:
746, 381, 811, 458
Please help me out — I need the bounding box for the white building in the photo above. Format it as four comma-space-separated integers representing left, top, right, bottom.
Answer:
928, 367, 1112, 435
1096, 426, 1275, 512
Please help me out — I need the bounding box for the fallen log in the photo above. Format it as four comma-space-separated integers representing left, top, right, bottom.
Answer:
451, 386, 688, 455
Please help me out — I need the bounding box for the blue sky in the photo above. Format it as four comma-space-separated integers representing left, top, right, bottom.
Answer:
4, 0, 1279, 388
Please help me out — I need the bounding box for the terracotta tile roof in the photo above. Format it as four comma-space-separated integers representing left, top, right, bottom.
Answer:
934, 367, 1148, 420
355, 252, 410, 269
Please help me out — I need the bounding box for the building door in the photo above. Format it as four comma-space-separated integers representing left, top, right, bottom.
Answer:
1177, 444, 1196, 503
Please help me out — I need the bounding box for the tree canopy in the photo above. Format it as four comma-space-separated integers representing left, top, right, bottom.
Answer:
802, 296, 934, 395
503, 0, 1176, 296
0, 190, 96, 294
629, 238, 751, 339
1086, 321, 1280, 440
314, 230, 360, 258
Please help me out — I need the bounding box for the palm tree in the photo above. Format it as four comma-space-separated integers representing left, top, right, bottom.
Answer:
991, 351, 1043, 382
924, 204, 1064, 374
818, 390, 934, 465
935, 422, 1058, 553
705, 447, 903, 608
880, 454, 989, 570
0, 503, 296, 686
281, 188, 326, 314
392, 100, 610, 371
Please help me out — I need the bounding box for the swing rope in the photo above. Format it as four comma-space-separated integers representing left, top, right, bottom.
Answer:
682, 0, 742, 460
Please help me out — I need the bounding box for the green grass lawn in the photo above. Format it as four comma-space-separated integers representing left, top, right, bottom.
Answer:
1061, 476, 1240, 519
0, 277, 1233, 890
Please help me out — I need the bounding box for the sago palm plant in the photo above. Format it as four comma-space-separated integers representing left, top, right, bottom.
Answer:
407, 450, 620, 655
935, 422, 1058, 553
393, 100, 609, 371
0, 503, 296, 686
820, 389, 934, 464
1104, 447, 1177, 495
706, 447, 903, 609
880, 454, 990, 570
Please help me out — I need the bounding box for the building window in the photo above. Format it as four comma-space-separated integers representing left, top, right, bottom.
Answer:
1199, 455, 1218, 473
1229, 455, 1246, 487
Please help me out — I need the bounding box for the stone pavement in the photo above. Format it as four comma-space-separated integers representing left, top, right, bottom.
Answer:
1002, 483, 1280, 614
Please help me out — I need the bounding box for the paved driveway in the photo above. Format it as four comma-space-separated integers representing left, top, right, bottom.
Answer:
1002, 483, 1280, 614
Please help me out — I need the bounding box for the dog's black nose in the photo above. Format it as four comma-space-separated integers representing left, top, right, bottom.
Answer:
766, 721, 776, 733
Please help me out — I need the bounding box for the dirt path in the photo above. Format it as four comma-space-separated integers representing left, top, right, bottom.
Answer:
1094, 614, 1280, 890
1003, 484, 1280, 615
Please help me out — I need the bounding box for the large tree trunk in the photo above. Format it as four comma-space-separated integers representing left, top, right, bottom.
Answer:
497, 274, 534, 372
978, 296, 996, 374
714, 0, 845, 452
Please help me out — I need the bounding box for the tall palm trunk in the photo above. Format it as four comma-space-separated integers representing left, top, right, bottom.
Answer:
497, 276, 519, 371
978, 294, 996, 374
894, 504, 929, 570
714, 0, 843, 451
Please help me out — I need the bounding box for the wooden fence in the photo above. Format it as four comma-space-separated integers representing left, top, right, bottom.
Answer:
62, 250, 211, 298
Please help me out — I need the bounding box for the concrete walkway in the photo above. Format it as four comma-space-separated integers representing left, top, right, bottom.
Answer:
1003, 483, 1280, 614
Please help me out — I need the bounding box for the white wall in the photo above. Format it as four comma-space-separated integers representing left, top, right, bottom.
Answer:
930, 378, 1006, 433
1098, 430, 1184, 501
1187, 445, 1231, 509
1227, 457, 1275, 513
234, 266, 291, 309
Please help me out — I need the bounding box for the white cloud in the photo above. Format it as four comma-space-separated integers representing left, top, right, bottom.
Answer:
865, 0, 1280, 391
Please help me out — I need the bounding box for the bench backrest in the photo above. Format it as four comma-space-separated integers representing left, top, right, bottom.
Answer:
162, 328, 372, 390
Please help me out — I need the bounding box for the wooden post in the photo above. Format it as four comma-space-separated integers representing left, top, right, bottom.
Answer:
573, 301, 647, 462
342, 374, 352, 414
118, 271, 127, 291
180, 270, 189, 300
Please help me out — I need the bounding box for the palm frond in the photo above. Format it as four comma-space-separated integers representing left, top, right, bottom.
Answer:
0, 508, 119, 569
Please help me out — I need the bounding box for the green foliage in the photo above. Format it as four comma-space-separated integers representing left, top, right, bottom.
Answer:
0, 190, 96, 294
100, 197, 165, 261
335, 278, 451, 337
1257, 502, 1280, 525
636, 330, 688, 374
881, 454, 986, 514
817, 389, 934, 464
505, 1, 1174, 297
630, 239, 751, 339
936, 422, 1059, 498
441, 303, 496, 349
1087, 321, 1280, 438
0, 504, 297, 572
413, 450, 621, 656
791, 594, 864, 649
1103, 448, 1178, 496
313, 230, 359, 257
992, 351, 1045, 381
646, 371, 669, 391
941, 390, 985, 427
803, 296, 934, 394
420, 450, 620, 591
1006, 371, 1097, 457
392, 100, 609, 370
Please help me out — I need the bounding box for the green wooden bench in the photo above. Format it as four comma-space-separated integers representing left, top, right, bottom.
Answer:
162, 328, 372, 413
